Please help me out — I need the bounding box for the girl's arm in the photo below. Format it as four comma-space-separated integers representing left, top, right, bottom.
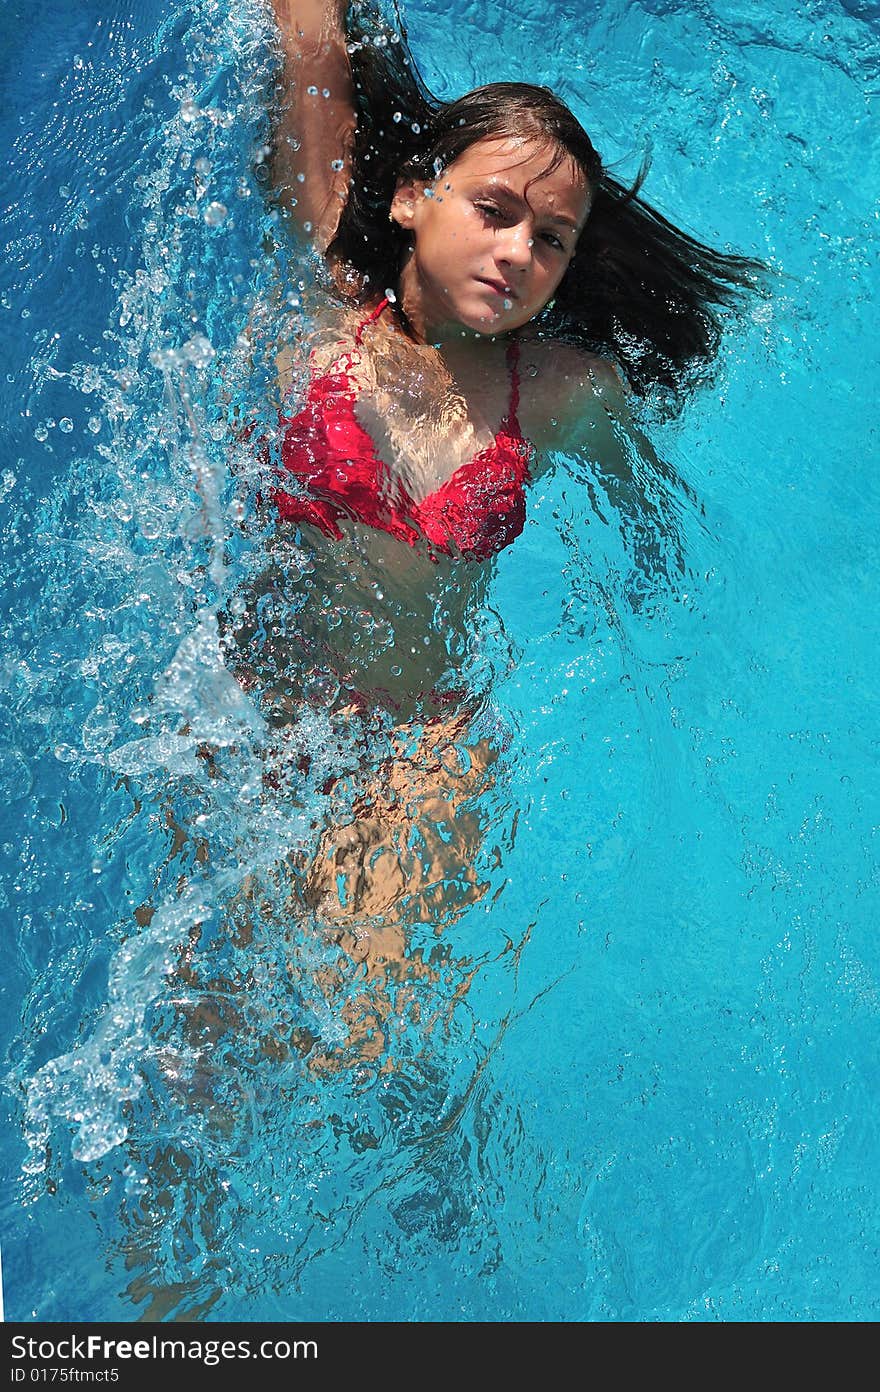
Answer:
526, 347, 695, 585
265, 0, 354, 251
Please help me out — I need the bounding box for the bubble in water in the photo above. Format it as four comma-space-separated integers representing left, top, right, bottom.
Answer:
179, 99, 200, 123
181, 333, 215, 368
59, 417, 74, 433
203, 201, 227, 226
0, 745, 32, 800
384, 287, 397, 303
59, 185, 72, 199
87, 416, 102, 434
34, 424, 48, 442
194, 157, 212, 177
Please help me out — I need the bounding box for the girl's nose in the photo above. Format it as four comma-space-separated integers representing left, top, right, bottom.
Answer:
497, 222, 532, 270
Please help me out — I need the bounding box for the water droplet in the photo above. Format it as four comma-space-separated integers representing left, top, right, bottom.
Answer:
411, 122, 421, 133
0, 746, 31, 800
181, 333, 215, 367
384, 287, 397, 303
330, 158, 344, 171
307, 85, 318, 96
203, 201, 227, 226
503, 298, 512, 310
392, 111, 402, 123
322, 88, 331, 98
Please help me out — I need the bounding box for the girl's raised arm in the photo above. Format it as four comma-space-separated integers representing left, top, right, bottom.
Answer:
266, 0, 354, 251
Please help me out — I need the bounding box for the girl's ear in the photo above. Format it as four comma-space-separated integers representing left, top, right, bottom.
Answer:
390, 177, 424, 229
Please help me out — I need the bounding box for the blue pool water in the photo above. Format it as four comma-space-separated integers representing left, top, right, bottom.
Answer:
1, 0, 878, 1322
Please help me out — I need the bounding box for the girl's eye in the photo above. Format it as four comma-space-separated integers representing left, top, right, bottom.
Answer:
475, 202, 503, 220
541, 232, 565, 251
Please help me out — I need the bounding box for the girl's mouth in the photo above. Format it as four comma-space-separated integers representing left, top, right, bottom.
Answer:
477, 277, 517, 299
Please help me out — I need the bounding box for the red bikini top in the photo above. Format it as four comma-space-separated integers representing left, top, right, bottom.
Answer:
272, 298, 533, 562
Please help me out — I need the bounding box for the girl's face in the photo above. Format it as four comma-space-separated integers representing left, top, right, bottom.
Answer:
391, 135, 591, 340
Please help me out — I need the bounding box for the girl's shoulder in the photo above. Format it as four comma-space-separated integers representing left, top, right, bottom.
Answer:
516, 333, 625, 391
514, 335, 630, 448
275, 292, 381, 397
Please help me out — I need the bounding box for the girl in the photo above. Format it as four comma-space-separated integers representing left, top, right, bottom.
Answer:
227, 0, 761, 1022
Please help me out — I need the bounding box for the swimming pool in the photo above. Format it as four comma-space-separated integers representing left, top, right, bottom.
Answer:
1, 0, 878, 1322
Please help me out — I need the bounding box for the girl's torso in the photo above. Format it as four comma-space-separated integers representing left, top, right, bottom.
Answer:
239, 296, 603, 720
273, 296, 540, 562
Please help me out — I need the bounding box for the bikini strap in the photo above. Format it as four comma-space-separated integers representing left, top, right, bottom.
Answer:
353, 295, 390, 347
300, 296, 389, 400
504, 336, 522, 428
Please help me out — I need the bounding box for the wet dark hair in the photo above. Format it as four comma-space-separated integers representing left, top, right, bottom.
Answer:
323, 3, 765, 400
